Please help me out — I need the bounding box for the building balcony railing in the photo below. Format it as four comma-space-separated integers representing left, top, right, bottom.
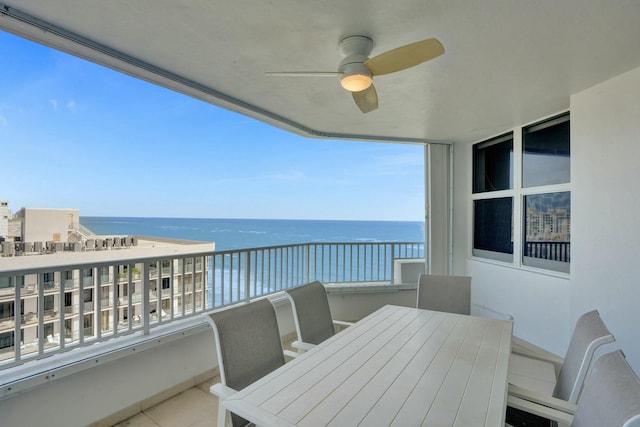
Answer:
524, 241, 571, 263
0, 241, 423, 369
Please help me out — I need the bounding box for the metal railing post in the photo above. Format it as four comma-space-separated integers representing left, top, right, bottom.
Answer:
142, 261, 150, 336
244, 251, 251, 303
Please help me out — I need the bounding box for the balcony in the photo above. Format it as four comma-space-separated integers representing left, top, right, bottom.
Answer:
0, 241, 423, 426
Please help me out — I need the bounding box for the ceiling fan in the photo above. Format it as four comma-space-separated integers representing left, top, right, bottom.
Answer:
266, 36, 444, 113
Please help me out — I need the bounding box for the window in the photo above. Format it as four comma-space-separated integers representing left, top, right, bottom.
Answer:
521, 113, 571, 272
83, 314, 94, 337
473, 198, 513, 262
0, 276, 24, 290
162, 277, 170, 290
472, 112, 570, 273
523, 115, 570, 187
65, 318, 73, 338
0, 277, 12, 290
0, 302, 14, 319
472, 132, 514, 262
0, 331, 15, 349
102, 311, 110, 331
44, 295, 55, 311
44, 322, 54, 339
473, 133, 513, 193
523, 192, 571, 271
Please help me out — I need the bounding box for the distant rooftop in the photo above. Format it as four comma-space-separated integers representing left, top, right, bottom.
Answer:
0, 235, 214, 271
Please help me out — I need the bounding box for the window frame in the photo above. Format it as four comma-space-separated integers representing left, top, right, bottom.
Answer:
470, 111, 571, 275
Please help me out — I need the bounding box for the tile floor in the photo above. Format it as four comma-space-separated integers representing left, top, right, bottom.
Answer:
113, 377, 221, 427
113, 338, 296, 427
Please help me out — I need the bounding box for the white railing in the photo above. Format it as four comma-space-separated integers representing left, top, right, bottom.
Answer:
0, 241, 423, 369
211, 242, 424, 305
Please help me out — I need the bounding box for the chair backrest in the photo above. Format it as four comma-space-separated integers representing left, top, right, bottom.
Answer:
285, 281, 335, 345
554, 310, 615, 403
571, 350, 640, 427
416, 274, 471, 315
206, 299, 285, 427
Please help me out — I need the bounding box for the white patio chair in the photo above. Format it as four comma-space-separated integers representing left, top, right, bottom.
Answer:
507, 350, 640, 427
205, 299, 296, 427
509, 309, 615, 404
284, 281, 353, 352
416, 273, 471, 315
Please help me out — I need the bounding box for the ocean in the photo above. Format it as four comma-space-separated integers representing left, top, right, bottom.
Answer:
80, 217, 425, 250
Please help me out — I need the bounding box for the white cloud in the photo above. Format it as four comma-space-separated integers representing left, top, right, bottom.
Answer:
0, 115, 7, 127
49, 99, 58, 110
67, 100, 77, 112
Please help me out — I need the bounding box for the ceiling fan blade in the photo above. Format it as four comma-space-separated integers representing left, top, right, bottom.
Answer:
364, 38, 444, 76
352, 84, 378, 113
265, 71, 341, 77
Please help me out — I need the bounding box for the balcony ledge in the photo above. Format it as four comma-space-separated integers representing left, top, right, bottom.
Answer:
0, 316, 210, 401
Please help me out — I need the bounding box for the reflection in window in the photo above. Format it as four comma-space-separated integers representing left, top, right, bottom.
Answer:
473, 133, 513, 193
523, 113, 570, 187
473, 198, 513, 262
523, 192, 571, 273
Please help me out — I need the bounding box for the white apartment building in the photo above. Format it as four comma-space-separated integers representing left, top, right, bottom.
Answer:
0, 209, 214, 360
12, 207, 80, 243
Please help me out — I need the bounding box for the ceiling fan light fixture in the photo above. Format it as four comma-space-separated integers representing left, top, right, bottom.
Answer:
341, 73, 373, 92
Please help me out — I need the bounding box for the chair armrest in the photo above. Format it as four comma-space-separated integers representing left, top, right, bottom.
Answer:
333, 320, 354, 333
210, 383, 237, 400
333, 320, 355, 328
291, 340, 316, 352
507, 395, 573, 427
508, 384, 577, 414
511, 335, 564, 375
283, 349, 299, 360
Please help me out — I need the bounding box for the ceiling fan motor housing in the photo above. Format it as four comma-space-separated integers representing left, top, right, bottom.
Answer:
338, 36, 374, 91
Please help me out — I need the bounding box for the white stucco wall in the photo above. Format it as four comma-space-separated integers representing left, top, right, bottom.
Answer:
0, 326, 217, 427
22, 208, 79, 243
453, 138, 571, 356
570, 65, 640, 372
452, 65, 640, 371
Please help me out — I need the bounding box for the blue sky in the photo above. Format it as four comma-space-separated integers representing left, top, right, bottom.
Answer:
0, 31, 424, 221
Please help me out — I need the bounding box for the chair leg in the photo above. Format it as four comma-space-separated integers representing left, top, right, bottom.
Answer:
217, 400, 231, 427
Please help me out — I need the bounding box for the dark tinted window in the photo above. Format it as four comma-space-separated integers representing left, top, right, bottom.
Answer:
523, 114, 570, 187
473, 134, 513, 193
473, 198, 513, 256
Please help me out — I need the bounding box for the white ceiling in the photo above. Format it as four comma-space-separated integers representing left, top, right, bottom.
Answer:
2, 1, 640, 144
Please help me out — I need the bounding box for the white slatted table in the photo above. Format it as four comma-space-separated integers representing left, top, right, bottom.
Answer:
222, 304, 513, 426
